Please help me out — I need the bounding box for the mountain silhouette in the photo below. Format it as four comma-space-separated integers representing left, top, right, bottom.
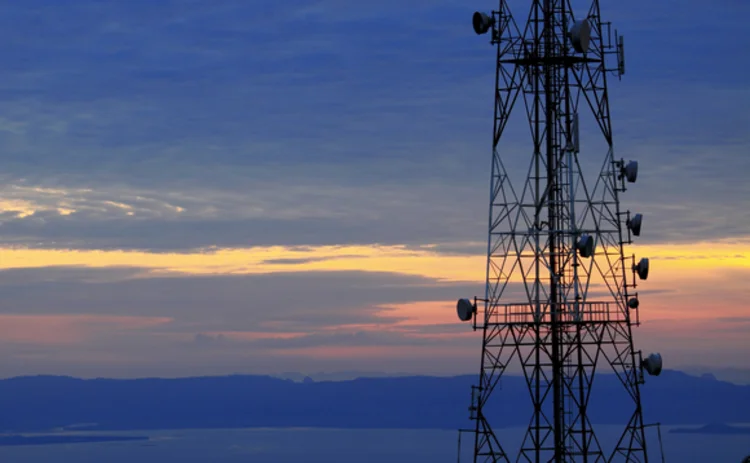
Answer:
0, 370, 746, 432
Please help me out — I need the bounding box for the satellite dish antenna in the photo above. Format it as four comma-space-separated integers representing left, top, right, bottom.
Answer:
627, 213, 643, 236
456, 298, 476, 322
633, 258, 649, 280
576, 234, 594, 258
642, 352, 663, 376
621, 161, 638, 183
472, 12, 494, 35
569, 19, 591, 53
627, 296, 639, 309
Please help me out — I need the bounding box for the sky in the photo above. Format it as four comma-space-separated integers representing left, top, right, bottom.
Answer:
0, 0, 747, 382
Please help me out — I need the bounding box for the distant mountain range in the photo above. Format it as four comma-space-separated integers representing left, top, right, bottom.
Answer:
0, 370, 746, 432
670, 423, 750, 435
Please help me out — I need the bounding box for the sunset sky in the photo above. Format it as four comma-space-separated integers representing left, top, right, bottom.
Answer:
0, 0, 747, 382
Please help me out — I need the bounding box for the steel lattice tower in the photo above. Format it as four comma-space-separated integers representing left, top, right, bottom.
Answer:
455, 1, 664, 462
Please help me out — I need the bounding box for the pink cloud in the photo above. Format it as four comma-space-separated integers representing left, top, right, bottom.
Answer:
272, 345, 470, 361
0, 314, 173, 346
203, 331, 307, 341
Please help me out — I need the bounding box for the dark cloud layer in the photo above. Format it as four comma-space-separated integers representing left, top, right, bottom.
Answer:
0, 0, 743, 250
0, 180, 488, 250
0, 0, 745, 379
0, 264, 745, 378
0, 267, 481, 331
0, 266, 483, 377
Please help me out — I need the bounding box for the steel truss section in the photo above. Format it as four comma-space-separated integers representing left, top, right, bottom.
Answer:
463, 1, 657, 462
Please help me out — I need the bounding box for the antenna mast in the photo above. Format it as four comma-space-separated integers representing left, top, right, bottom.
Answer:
457, 1, 663, 461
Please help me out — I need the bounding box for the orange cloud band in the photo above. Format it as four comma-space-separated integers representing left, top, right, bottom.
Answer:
0, 240, 745, 282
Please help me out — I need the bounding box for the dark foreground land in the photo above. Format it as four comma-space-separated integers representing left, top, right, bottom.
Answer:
0, 370, 747, 433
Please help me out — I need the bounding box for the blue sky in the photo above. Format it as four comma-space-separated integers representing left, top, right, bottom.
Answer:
0, 0, 746, 250
0, 0, 747, 381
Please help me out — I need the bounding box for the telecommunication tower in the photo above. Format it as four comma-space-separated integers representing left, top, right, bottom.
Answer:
456, 1, 664, 461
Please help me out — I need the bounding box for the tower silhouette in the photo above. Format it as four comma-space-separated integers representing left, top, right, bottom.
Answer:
457, 1, 663, 461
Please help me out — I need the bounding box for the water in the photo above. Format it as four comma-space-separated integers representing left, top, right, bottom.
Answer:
0, 426, 746, 462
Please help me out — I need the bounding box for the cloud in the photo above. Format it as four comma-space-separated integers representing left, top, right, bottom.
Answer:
637, 316, 750, 369
0, 0, 745, 378
0, 266, 480, 328
0, 266, 482, 377
0, 230, 742, 378
0, 239, 743, 290
0, 174, 490, 250
0, 0, 743, 253
0, 258, 743, 378
0, 314, 172, 346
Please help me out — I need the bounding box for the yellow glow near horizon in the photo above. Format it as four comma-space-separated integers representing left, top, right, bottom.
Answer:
0, 239, 746, 285
0, 245, 485, 281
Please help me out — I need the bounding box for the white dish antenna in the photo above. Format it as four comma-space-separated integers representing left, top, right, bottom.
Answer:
627, 213, 643, 237
472, 12, 494, 35
634, 257, 649, 280
621, 160, 638, 183
570, 19, 591, 53
642, 352, 663, 376
456, 298, 476, 322
576, 234, 594, 258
